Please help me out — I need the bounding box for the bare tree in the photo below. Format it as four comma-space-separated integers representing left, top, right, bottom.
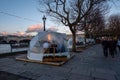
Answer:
108, 14, 120, 37
77, 6, 107, 45
88, 9, 106, 38
39, 0, 109, 51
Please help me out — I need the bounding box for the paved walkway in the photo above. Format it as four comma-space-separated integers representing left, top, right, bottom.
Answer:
0, 44, 120, 80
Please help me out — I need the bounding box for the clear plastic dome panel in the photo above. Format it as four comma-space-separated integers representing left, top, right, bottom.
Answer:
29, 31, 68, 54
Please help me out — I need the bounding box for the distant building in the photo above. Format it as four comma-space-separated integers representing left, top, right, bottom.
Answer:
0, 35, 33, 43
66, 33, 85, 40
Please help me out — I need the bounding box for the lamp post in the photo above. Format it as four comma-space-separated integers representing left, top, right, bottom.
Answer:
42, 15, 46, 31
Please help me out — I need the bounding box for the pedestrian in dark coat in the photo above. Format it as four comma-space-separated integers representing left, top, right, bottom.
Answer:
101, 37, 109, 57
108, 37, 115, 58
113, 38, 117, 54
117, 38, 120, 53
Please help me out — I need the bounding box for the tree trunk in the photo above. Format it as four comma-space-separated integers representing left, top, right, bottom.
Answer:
84, 28, 87, 47
72, 31, 76, 52
84, 37, 87, 47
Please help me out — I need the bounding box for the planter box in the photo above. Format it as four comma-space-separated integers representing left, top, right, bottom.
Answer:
43, 57, 68, 62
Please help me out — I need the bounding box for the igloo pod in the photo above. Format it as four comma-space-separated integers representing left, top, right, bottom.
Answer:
27, 31, 70, 61
67, 37, 85, 49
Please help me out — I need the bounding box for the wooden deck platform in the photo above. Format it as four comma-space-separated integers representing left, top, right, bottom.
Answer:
16, 54, 74, 66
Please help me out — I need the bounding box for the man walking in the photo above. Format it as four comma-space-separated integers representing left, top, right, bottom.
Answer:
101, 37, 109, 57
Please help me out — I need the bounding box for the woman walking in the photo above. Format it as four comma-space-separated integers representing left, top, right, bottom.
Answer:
117, 38, 120, 53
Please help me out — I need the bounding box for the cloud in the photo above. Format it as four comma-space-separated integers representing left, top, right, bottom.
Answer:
26, 24, 58, 33
0, 31, 9, 36
47, 26, 58, 32
0, 31, 30, 36
0, 33, 3, 36
26, 24, 43, 33
12, 31, 28, 36
0, 25, 58, 37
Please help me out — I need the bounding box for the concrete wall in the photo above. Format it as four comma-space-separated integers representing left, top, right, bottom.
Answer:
0, 44, 11, 54
0, 44, 28, 54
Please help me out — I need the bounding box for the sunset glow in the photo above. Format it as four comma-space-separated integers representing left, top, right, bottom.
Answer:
47, 34, 52, 41
0, 0, 120, 36
26, 24, 43, 33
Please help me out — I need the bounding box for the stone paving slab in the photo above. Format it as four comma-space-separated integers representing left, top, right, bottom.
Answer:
94, 68, 117, 75
71, 66, 92, 76
0, 71, 31, 80
116, 74, 120, 80
68, 74, 94, 80
92, 71, 116, 80
0, 44, 120, 80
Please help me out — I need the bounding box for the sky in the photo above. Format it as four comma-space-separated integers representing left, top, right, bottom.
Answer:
0, 0, 120, 36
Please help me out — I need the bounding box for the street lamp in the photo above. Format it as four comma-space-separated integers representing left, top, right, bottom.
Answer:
42, 15, 46, 31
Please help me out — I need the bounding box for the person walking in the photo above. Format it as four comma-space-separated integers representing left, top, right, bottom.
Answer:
113, 37, 117, 54
101, 37, 109, 58
117, 38, 120, 53
108, 37, 116, 58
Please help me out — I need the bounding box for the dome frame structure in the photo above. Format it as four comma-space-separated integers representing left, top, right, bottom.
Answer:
27, 31, 70, 61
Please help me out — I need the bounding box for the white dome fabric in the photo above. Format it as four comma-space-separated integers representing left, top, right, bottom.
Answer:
27, 31, 69, 61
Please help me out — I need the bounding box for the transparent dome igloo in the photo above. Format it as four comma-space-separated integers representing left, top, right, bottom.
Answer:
27, 31, 70, 61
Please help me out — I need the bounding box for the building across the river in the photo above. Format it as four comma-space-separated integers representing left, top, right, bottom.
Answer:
0, 35, 33, 43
